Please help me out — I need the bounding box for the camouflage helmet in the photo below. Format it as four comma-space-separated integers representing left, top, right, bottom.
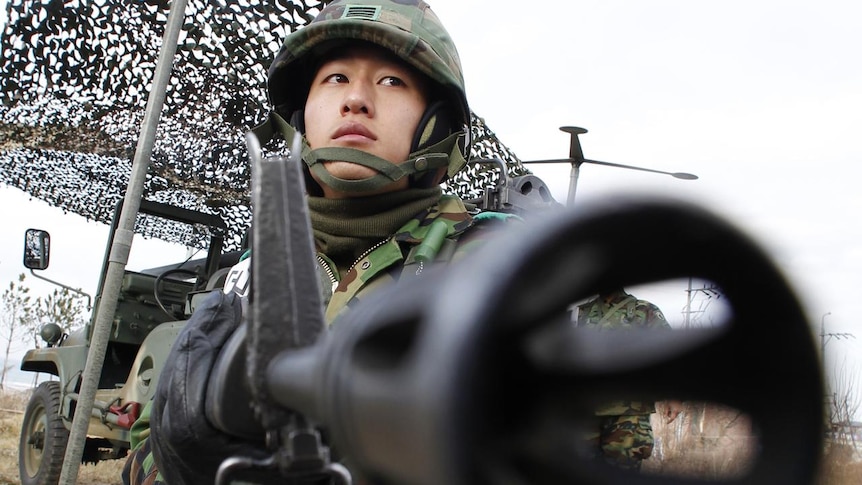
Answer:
268, 0, 471, 181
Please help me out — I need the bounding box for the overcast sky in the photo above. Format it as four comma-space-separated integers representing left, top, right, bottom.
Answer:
2, 1, 861, 401
428, 0, 862, 384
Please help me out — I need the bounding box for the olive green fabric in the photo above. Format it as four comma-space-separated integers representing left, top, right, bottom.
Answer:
258, 108, 466, 197
307, 186, 443, 270
304, 133, 463, 193
320, 193, 473, 324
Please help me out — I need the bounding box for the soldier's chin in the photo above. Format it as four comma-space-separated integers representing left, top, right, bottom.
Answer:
322, 160, 379, 180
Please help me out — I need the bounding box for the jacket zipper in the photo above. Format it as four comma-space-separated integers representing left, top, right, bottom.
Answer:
317, 236, 393, 293
317, 254, 338, 294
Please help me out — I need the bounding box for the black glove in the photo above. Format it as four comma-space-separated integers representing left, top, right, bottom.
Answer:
149, 290, 268, 485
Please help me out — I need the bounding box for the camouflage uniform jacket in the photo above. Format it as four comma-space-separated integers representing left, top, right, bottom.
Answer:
319, 194, 479, 324
576, 289, 671, 416
123, 195, 510, 485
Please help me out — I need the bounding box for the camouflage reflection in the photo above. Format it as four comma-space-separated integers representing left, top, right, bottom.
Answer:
584, 415, 656, 471
576, 288, 672, 471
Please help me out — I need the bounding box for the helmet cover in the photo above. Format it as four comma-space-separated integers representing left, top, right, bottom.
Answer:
268, 0, 471, 180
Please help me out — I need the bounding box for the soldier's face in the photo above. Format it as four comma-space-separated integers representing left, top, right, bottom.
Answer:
304, 44, 429, 198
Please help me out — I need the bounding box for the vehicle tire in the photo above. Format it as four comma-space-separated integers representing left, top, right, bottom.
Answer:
19, 381, 69, 485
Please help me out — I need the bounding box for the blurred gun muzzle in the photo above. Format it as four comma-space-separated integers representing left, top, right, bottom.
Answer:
265, 198, 823, 485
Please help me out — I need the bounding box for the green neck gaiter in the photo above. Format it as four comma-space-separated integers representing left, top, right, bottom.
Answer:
307, 187, 443, 269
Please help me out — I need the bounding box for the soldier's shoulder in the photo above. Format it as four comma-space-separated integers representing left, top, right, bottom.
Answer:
457, 207, 520, 240
632, 299, 669, 325
633, 299, 662, 312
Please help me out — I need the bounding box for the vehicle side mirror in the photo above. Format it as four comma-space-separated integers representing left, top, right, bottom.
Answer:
24, 229, 50, 270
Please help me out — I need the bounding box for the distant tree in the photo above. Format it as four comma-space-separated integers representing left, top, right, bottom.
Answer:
0, 277, 87, 389
828, 359, 861, 451
0, 273, 35, 389
33, 286, 87, 346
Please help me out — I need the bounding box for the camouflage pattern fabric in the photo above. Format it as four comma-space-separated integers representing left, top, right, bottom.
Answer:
576, 289, 670, 332
576, 289, 671, 416
122, 398, 164, 484
583, 415, 656, 471
575, 289, 671, 470
322, 194, 474, 324
121, 435, 161, 485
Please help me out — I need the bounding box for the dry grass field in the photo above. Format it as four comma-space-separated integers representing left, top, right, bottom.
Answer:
0, 390, 123, 485
648, 401, 862, 484
1, 389, 861, 484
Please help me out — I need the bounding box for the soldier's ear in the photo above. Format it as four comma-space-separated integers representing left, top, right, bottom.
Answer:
410, 100, 453, 152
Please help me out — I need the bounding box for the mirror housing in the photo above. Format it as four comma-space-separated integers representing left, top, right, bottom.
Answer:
23, 229, 50, 270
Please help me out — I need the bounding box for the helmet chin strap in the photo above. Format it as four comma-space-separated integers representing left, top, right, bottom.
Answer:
303, 133, 462, 194
253, 112, 465, 196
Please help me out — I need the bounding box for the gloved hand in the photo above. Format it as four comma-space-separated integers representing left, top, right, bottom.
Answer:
149, 290, 268, 485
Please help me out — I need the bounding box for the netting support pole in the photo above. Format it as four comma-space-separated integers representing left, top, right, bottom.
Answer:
58, 0, 188, 482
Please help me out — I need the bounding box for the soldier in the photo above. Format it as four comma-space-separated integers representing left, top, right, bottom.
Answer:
121, 1, 510, 484
576, 287, 684, 471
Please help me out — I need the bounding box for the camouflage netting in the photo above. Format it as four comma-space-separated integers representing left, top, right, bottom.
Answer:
0, 0, 528, 251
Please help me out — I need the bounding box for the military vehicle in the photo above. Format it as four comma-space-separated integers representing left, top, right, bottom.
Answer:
17, 199, 243, 485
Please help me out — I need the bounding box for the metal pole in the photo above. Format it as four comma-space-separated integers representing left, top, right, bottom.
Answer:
567, 161, 580, 207
820, 311, 831, 357
684, 277, 693, 329
29, 268, 92, 310
58, 0, 188, 482
821, 311, 833, 438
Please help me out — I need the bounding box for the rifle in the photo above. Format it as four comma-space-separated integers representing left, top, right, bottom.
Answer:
206, 129, 824, 484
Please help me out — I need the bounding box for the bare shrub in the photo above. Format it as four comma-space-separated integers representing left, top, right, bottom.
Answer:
645, 401, 756, 480
819, 444, 862, 485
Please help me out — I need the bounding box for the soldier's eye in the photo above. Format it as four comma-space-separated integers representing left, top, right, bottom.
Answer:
379, 76, 405, 87
323, 73, 348, 84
